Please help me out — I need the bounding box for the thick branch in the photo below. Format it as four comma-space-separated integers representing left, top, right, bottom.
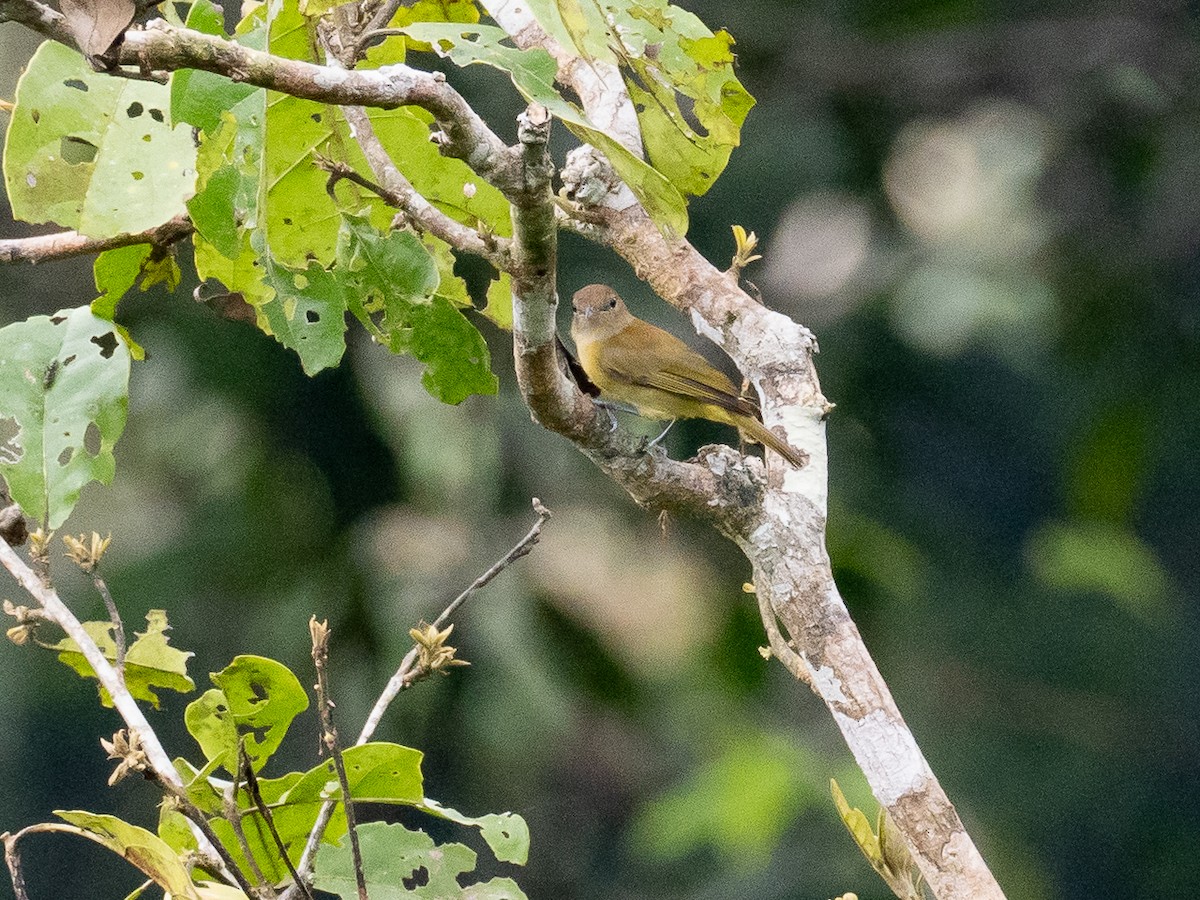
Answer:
0, 0, 73, 45
506, 105, 755, 522
559, 201, 1004, 900
0, 216, 193, 266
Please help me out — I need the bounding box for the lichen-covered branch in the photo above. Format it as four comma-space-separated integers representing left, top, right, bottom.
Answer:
0, 0, 517, 191
539, 199, 1004, 899
0, 0, 73, 45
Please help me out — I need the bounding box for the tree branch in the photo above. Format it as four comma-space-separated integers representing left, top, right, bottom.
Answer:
0, 0, 73, 46
0, 216, 193, 266
0, 3, 518, 192
281, 499, 553, 900
309, 618, 367, 900
0, 538, 237, 884
335, 106, 511, 268
543, 199, 1005, 899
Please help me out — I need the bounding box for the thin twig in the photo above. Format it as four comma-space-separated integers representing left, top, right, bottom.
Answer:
353, 0, 407, 59
1, 829, 31, 900
154, 776, 259, 897
359, 497, 551, 742
334, 106, 511, 269
225, 741, 272, 895
280, 500, 552, 900
103, 65, 170, 84
242, 746, 316, 900
91, 571, 126, 677
752, 583, 814, 689
0, 215, 193, 265
309, 617, 368, 900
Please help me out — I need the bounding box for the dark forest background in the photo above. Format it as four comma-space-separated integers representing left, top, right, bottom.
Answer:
2, 1, 1198, 897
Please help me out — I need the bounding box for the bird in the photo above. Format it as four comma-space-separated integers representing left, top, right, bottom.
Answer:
569, 284, 804, 467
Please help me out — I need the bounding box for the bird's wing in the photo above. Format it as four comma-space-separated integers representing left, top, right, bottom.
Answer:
598, 324, 760, 418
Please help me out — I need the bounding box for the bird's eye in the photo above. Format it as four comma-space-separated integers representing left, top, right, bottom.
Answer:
604, 298, 616, 309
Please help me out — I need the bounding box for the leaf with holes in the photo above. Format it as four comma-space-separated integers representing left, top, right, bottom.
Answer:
264, 742, 425, 857
3, 41, 196, 236
253, 247, 350, 375
40, 610, 195, 708
0, 306, 129, 528
511, 0, 754, 196
606, 0, 755, 197
401, 22, 688, 235
184, 655, 309, 774
189, 741, 425, 881
315, 821, 527, 900
420, 798, 530, 864
337, 215, 497, 402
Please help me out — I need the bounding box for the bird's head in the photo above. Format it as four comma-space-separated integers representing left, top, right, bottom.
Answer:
571, 284, 632, 339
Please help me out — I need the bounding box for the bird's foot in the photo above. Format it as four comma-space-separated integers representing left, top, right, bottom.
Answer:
644, 419, 676, 452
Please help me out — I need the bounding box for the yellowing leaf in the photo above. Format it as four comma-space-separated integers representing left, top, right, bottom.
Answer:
54, 811, 201, 900
41, 610, 195, 708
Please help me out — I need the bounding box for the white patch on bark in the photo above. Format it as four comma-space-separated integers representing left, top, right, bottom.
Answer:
808, 662, 849, 704
689, 307, 725, 345
313, 67, 350, 87
836, 708, 932, 805
778, 404, 828, 505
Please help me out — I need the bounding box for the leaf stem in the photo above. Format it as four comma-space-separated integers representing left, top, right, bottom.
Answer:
241, 743, 316, 900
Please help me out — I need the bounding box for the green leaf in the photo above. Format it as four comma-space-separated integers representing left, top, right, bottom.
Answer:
185, 655, 309, 773
92, 244, 152, 320
314, 821, 527, 899
189, 163, 244, 260
338, 216, 497, 402
203, 741, 424, 880
0, 306, 129, 527
482, 271, 513, 330
401, 22, 688, 235
605, 0, 754, 196
90, 244, 177, 361
406, 295, 498, 403
170, 0, 256, 134
360, 105, 512, 238
519, 0, 754, 195
830, 778, 884, 869
4, 41, 196, 236
55, 811, 201, 899
420, 798, 530, 864
39, 610, 195, 708
254, 251, 350, 375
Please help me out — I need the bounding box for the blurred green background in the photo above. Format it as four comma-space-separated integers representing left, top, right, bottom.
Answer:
2, 1, 1198, 898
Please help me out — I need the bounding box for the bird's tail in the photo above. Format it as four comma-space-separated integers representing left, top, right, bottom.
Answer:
736, 414, 806, 468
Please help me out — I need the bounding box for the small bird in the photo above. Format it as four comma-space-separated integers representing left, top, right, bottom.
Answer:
570, 284, 804, 467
